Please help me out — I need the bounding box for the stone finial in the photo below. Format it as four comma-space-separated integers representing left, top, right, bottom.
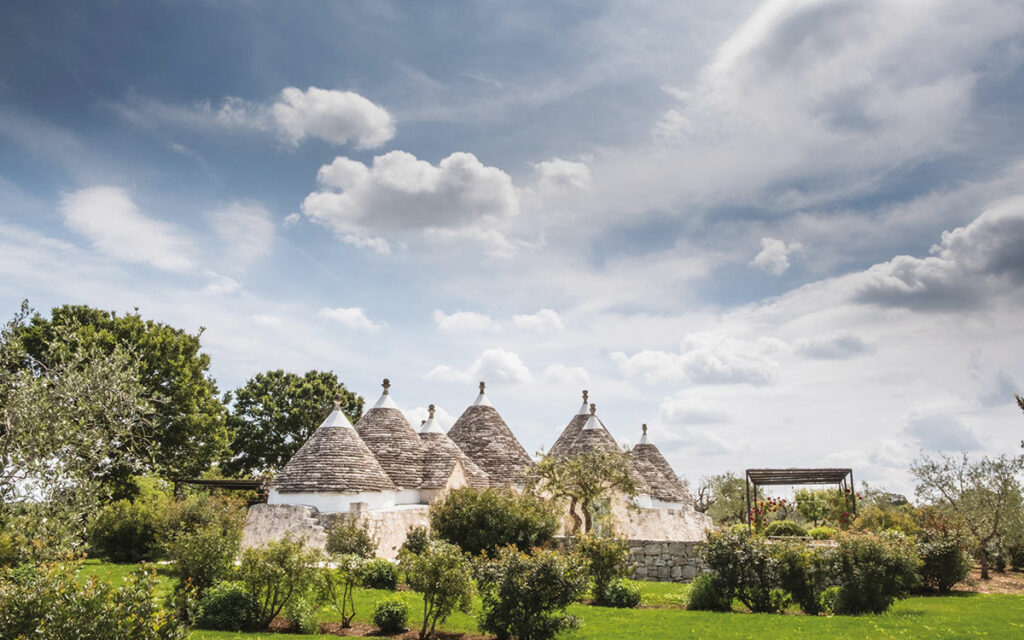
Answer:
421, 419, 426, 426
582, 389, 589, 403
382, 378, 391, 394
428, 404, 436, 419
479, 381, 486, 394
642, 423, 648, 435
333, 393, 344, 407
589, 403, 596, 415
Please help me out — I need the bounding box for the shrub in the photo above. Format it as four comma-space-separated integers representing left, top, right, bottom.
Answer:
808, 526, 836, 540
320, 554, 365, 628
156, 493, 246, 555
772, 541, 833, 615
373, 596, 410, 634
284, 596, 319, 634
917, 531, 972, 593
476, 546, 588, 640
401, 525, 432, 556
87, 499, 160, 563
686, 573, 732, 612
0, 529, 32, 568
429, 487, 559, 556
362, 557, 398, 590
326, 519, 377, 558
699, 530, 787, 613
764, 520, 808, 537
166, 524, 239, 598
1007, 537, 1024, 571
601, 578, 642, 608
831, 533, 920, 614
574, 534, 632, 604
0, 561, 187, 639
853, 504, 918, 535
401, 540, 474, 640
819, 585, 842, 614
729, 523, 754, 536
195, 581, 261, 631
238, 536, 323, 629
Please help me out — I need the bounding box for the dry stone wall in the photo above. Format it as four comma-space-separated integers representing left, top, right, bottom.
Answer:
629, 539, 705, 583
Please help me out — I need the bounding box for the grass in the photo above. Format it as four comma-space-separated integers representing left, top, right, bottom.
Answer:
83, 562, 1024, 640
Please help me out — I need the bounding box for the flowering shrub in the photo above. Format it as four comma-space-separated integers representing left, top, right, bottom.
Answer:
749, 497, 790, 532
699, 530, 788, 613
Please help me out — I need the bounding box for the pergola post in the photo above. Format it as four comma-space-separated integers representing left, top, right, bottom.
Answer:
745, 470, 752, 530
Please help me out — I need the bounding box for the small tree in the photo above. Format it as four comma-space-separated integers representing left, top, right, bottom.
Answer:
698, 472, 748, 525
911, 452, 1024, 578
325, 519, 377, 558
573, 534, 633, 604
320, 553, 365, 628
793, 489, 831, 527
400, 540, 474, 640
238, 537, 323, 629
429, 488, 559, 556
533, 449, 637, 535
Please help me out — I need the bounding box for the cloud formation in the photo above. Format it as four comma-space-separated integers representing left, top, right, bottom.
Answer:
612, 333, 780, 386
426, 348, 532, 384
318, 306, 382, 331
793, 331, 872, 360
433, 310, 501, 333
208, 202, 275, 267
512, 309, 564, 332
751, 237, 801, 275
272, 86, 395, 148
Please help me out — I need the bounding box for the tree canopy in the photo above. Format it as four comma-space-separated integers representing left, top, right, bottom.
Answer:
18, 304, 229, 490
697, 472, 749, 526
222, 369, 363, 477
532, 449, 637, 535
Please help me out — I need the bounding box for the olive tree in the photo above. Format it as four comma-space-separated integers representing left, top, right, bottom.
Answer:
532, 449, 637, 535
400, 540, 473, 640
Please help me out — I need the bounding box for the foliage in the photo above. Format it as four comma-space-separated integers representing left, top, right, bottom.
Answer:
476, 546, 587, 640
533, 449, 637, 535
87, 499, 161, 563
222, 369, 363, 477
729, 523, 754, 536
853, 504, 918, 535
573, 534, 633, 605
20, 303, 229, 487
911, 451, 1024, 578
750, 497, 795, 530
772, 541, 833, 615
400, 539, 474, 640
0, 527, 33, 568
917, 531, 972, 593
0, 560, 187, 640
831, 532, 920, 614
808, 526, 836, 540
362, 557, 398, 590
699, 530, 787, 613
0, 303, 154, 550
600, 578, 642, 608
685, 573, 732, 612
698, 473, 749, 526
372, 595, 410, 634
284, 595, 319, 634
326, 519, 377, 558
794, 488, 859, 529
764, 520, 808, 537
165, 524, 240, 599
238, 536, 323, 629
401, 525, 432, 556
320, 553, 365, 628
430, 487, 559, 556
819, 586, 843, 615
195, 581, 261, 631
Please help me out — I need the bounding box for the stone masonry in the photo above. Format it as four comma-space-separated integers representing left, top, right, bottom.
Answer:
629, 539, 705, 583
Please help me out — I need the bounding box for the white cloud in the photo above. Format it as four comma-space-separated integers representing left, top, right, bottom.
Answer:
249, 313, 284, 327
202, 272, 242, 295
433, 310, 501, 333
793, 331, 872, 360
535, 158, 592, 191
541, 363, 589, 384
657, 395, 730, 425
318, 307, 383, 331
283, 213, 302, 227
426, 348, 532, 384
60, 186, 194, 272
612, 332, 780, 386
302, 151, 518, 238
208, 201, 275, 267
751, 237, 801, 275
271, 86, 395, 149
512, 309, 564, 332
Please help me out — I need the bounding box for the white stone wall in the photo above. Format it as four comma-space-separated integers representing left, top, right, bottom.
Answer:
629, 539, 706, 583
240, 503, 328, 551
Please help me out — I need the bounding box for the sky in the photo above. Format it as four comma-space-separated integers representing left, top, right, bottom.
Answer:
2, 0, 1023, 497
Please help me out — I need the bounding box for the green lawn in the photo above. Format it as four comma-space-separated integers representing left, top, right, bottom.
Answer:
83, 563, 1024, 640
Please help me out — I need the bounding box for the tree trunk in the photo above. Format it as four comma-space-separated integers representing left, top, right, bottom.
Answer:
567, 496, 583, 535
581, 498, 593, 534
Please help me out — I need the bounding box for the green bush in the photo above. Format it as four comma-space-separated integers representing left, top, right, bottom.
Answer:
685, 573, 732, 611
401, 540, 474, 640
320, 554, 365, 628
0, 561, 187, 639
574, 534, 632, 604
372, 596, 409, 634
917, 531, 972, 593
326, 519, 376, 558
284, 596, 319, 634
1007, 538, 1024, 571
429, 487, 559, 556
772, 541, 833, 615
819, 585, 842, 614
362, 558, 398, 590
831, 533, 920, 614
764, 520, 808, 537
195, 581, 261, 631
601, 578, 642, 608
166, 524, 239, 598
156, 494, 246, 554
87, 499, 160, 563
0, 529, 32, 568
401, 525, 431, 556
729, 523, 754, 536
238, 536, 323, 629
476, 547, 587, 640
808, 526, 836, 540
699, 530, 787, 613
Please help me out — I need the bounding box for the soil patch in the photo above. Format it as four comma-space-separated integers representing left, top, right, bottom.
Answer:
317, 622, 491, 639
953, 568, 1024, 595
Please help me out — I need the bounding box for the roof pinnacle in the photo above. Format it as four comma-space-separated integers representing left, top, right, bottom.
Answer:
333, 393, 344, 407
479, 381, 486, 394
428, 403, 436, 419
589, 403, 596, 415
582, 389, 589, 403
382, 378, 391, 394
642, 423, 648, 435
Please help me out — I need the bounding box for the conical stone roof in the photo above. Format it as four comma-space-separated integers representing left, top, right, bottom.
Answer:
631, 424, 692, 505
418, 404, 490, 490
354, 379, 425, 490
272, 399, 396, 493
548, 390, 593, 456
447, 382, 534, 486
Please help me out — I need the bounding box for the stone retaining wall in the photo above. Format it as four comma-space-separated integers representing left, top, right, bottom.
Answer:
628, 539, 705, 583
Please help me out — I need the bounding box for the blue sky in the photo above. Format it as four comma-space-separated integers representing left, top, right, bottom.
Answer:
3, 0, 1024, 495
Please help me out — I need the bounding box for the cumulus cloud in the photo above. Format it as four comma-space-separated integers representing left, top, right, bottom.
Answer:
302, 151, 518, 240
433, 310, 501, 333
853, 196, 1024, 310
512, 309, 564, 332
751, 237, 801, 275
271, 86, 394, 148
60, 186, 195, 272
318, 307, 382, 331
905, 415, 982, 451
426, 348, 532, 384
535, 158, 592, 191
249, 313, 284, 327
657, 395, 731, 425
793, 331, 872, 359
612, 333, 780, 386
208, 202, 275, 267
541, 363, 589, 384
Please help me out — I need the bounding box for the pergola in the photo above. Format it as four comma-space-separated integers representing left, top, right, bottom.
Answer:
744, 467, 856, 528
